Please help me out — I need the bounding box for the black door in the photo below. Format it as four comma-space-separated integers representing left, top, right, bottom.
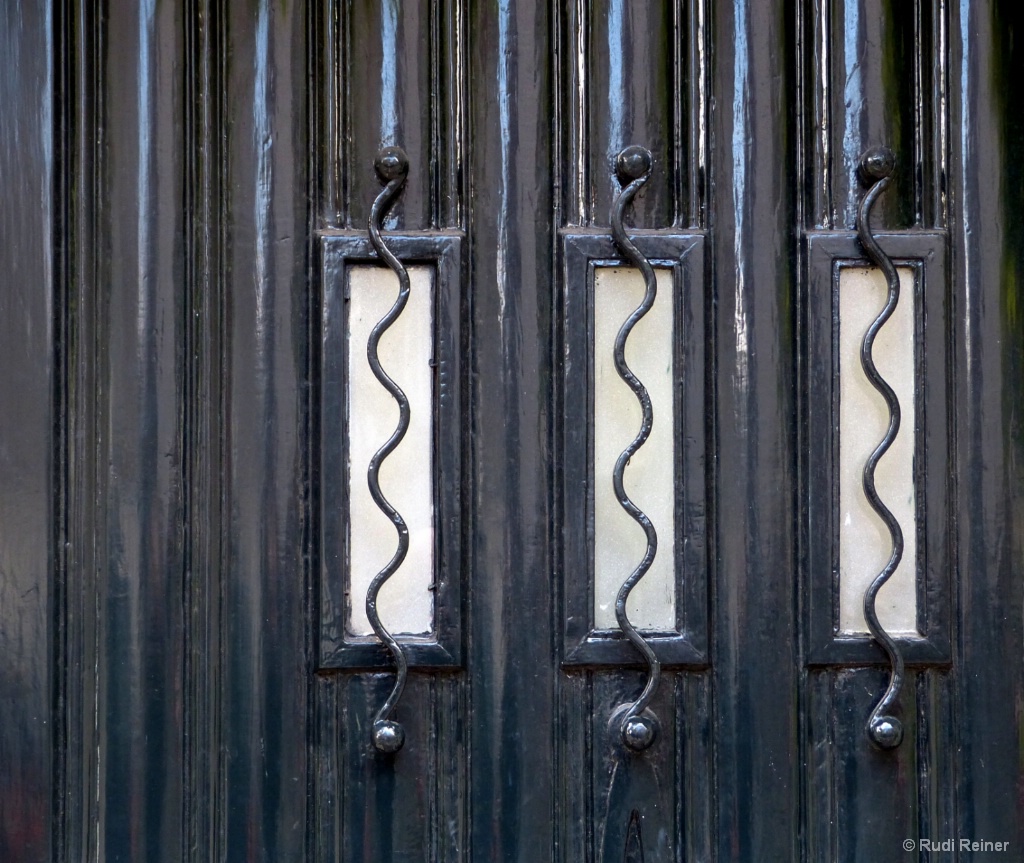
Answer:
2, 1, 1023, 861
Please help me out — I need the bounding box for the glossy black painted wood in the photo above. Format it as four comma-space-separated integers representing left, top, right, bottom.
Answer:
951, 2, 1024, 853
559, 230, 708, 669
803, 0, 946, 231
711, 1, 801, 859
311, 3, 469, 860
0, 2, 53, 861
466, 2, 555, 859
221, 3, 310, 859
0, 0, 1016, 859
796, 0, 957, 857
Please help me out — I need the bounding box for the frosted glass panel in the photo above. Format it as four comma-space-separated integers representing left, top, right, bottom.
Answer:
347, 265, 434, 637
593, 267, 676, 631
838, 266, 918, 635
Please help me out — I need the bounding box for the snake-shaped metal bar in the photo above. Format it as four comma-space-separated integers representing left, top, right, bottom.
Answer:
609, 145, 662, 752
855, 147, 906, 750
364, 146, 412, 754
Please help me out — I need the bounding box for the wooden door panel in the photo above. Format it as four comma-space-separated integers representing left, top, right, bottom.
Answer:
1, 1, 1020, 861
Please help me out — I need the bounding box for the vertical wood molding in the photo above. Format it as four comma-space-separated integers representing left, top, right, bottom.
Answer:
950, 0, 1024, 851
803, 0, 947, 231
182, 0, 227, 859
311, 2, 468, 859
54, 1, 106, 858
554, 3, 711, 856
798, 0, 955, 856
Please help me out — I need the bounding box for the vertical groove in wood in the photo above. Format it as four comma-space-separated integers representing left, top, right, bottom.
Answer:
678, 674, 711, 863
671, 0, 685, 230
561, 0, 589, 226
182, 0, 227, 859
319, 0, 343, 226
53, 1, 73, 858
585, 673, 595, 863
805, 0, 833, 229
560, 0, 700, 229
438, 0, 467, 229
434, 675, 464, 862
428, 0, 441, 230
710, 0, 800, 851
428, 676, 440, 862
804, 0, 946, 231
685, 0, 709, 228
805, 672, 838, 863
323, 0, 466, 228
932, 0, 949, 229
53, 2, 107, 859
915, 671, 956, 855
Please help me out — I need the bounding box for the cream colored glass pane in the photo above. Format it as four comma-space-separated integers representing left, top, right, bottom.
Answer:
594, 267, 676, 631
838, 266, 918, 635
347, 265, 434, 637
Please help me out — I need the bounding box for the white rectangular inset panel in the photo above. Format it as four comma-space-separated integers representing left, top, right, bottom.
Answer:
838, 266, 917, 635
347, 265, 434, 637
594, 267, 676, 631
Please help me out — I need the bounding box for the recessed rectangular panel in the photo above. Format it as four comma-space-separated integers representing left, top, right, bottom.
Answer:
804, 231, 950, 667
560, 230, 707, 668
593, 267, 675, 630
346, 265, 434, 637
838, 266, 917, 635
319, 230, 462, 670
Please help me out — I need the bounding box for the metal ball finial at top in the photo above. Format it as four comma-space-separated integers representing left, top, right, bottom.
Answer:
375, 145, 409, 184
858, 147, 896, 186
616, 145, 653, 185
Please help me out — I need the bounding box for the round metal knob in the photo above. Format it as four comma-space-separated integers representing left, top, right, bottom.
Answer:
372, 719, 406, 754
621, 714, 658, 752
858, 147, 896, 185
375, 146, 409, 183
616, 145, 653, 185
867, 715, 903, 750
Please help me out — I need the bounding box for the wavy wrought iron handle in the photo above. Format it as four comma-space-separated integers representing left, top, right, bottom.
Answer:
364, 146, 412, 754
609, 146, 662, 752
856, 147, 906, 750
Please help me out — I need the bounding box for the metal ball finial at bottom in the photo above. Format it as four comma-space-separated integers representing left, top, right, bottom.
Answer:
867, 715, 903, 750
621, 715, 658, 752
372, 719, 406, 754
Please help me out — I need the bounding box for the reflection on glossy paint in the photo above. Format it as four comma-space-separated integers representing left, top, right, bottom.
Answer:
607, 0, 625, 152
380, 0, 399, 147
574, 0, 588, 222
136, 0, 154, 343
841, 0, 862, 205
253, 0, 272, 356
495, 0, 511, 323
731, 0, 750, 397
960, 1, 973, 377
